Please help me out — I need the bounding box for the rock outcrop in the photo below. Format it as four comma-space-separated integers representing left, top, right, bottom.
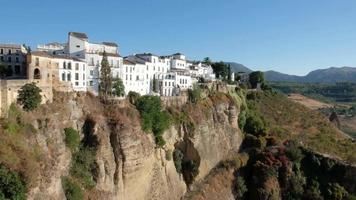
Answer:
24, 92, 242, 200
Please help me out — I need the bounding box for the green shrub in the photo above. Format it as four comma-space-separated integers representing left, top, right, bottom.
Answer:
62, 177, 84, 200
64, 128, 80, 152
238, 110, 247, 130
135, 96, 171, 147
326, 183, 348, 200
127, 91, 140, 104
112, 78, 125, 97
244, 111, 267, 136
0, 165, 26, 200
70, 147, 96, 188
234, 176, 247, 199
173, 149, 184, 173
3, 121, 21, 134
188, 86, 202, 104
17, 82, 42, 111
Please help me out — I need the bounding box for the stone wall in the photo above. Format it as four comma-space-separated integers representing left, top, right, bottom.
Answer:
0, 79, 53, 117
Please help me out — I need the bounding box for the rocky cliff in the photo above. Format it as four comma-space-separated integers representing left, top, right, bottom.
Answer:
20, 91, 242, 200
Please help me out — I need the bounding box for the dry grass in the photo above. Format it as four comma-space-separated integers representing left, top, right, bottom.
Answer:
248, 92, 356, 164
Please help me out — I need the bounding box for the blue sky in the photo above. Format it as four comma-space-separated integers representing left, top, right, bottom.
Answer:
1, 0, 356, 75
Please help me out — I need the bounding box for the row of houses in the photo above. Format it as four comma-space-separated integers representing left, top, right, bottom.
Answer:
4, 32, 215, 97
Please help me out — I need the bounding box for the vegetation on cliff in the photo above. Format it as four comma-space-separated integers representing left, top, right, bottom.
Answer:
134, 95, 171, 147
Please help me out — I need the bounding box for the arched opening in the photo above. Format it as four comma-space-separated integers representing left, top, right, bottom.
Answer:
34, 68, 41, 79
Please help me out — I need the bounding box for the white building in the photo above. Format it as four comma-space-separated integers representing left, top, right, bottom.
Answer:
37, 32, 123, 94
35, 33, 216, 96
122, 59, 150, 95
54, 55, 87, 92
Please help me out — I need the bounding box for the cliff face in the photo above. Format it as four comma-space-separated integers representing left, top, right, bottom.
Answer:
23, 92, 242, 200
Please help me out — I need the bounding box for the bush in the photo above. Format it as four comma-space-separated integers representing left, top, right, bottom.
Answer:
188, 86, 202, 104
17, 82, 42, 111
127, 91, 140, 105
244, 111, 267, 136
113, 78, 125, 97
135, 96, 171, 147
326, 183, 348, 200
173, 149, 184, 173
0, 165, 26, 200
70, 147, 96, 188
238, 110, 247, 130
64, 128, 80, 152
234, 176, 247, 199
62, 177, 84, 200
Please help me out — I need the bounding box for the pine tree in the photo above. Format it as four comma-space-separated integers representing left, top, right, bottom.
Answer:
99, 51, 112, 102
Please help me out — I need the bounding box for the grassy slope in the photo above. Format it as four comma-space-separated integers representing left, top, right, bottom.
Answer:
247, 92, 356, 164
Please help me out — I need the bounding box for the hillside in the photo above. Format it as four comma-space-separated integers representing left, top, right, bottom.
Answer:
225, 62, 252, 73
265, 67, 356, 83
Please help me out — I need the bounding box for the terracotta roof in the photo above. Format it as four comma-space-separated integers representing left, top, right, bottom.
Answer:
69, 32, 88, 39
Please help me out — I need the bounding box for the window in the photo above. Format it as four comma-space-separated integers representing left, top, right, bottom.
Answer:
154, 66, 155, 71
111, 60, 113, 66
62, 72, 65, 81
83, 82, 85, 86
136, 75, 139, 80
83, 64, 85, 70
76, 45, 80, 48
83, 73, 85, 80
8, 49, 11, 54
0, 49, 3, 54
169, 82, 171, 86
63, 62, 66, 69
8, 57, 11, 62
126, 66, 128, 73
126, 74, 128, 80
90, 70, 94, 76
146, 65, 148, 70
75, 63, 79, 70
89, 81, 93, 86
15, 65, 20, 75
35, 57, 39, 66
15, 57, 19, 63
165, 82, 167, 86
67, 73, 71, 81
0, 56, 3, 61
68, 62, 72, 69
34, 68, 41, 79
130, 75, 132, 81
75, 73, 79, 80
90, 58, 94, 65
75, 82, 79, 86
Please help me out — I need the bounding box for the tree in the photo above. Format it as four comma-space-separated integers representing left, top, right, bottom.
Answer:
249, 71, 265, 89
211, 61, 229, 80
113, 78, 125, 97
99, 51, 112, 101
203, 57, 212, 65
17, 82, 42, 111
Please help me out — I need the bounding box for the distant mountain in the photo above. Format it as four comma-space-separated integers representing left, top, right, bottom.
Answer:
225, 62, 252, 73
265, 67, 356, 83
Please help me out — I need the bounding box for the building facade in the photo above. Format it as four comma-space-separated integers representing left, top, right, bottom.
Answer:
0, 44, 28, 78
